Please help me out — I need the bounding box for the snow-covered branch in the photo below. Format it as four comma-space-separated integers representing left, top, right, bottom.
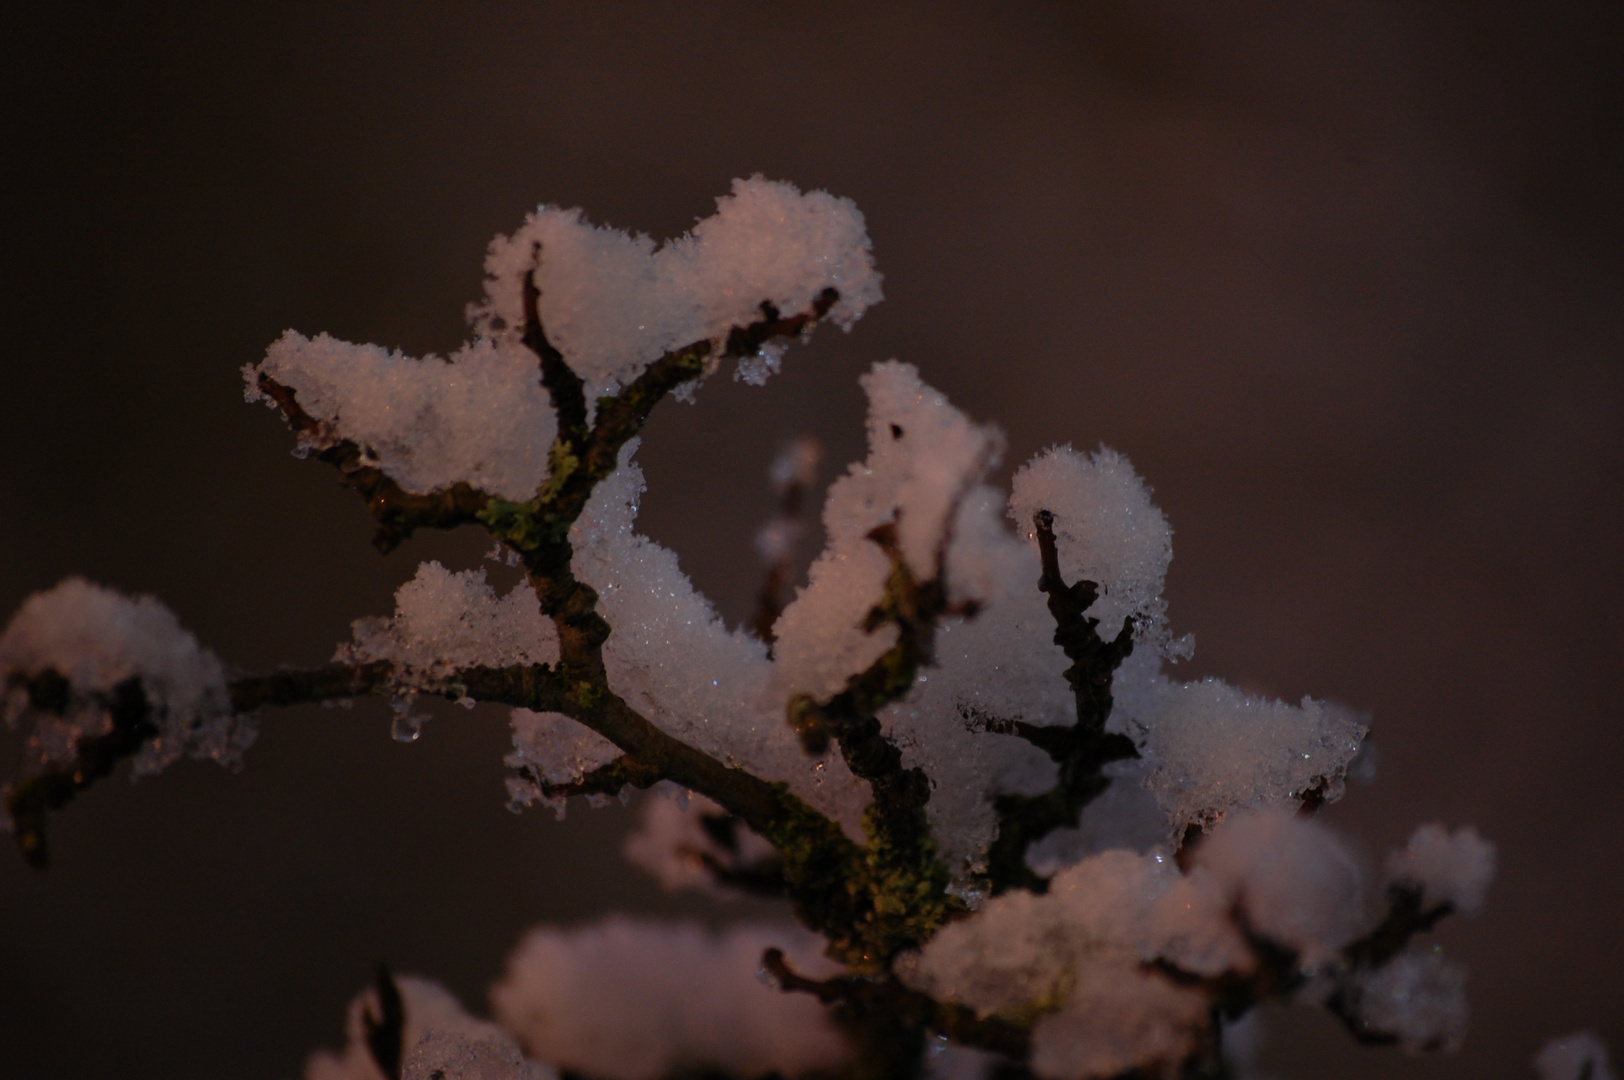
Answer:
1, 176, 1572, 1080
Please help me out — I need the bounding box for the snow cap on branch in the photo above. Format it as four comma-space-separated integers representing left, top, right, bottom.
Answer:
305, 975, 552, 1080
1112, 659, 1369, 836
339, 562, 559, 688
1009, 445, 1172, 645
1190, 808, 1365, 966
1536, 1032, 1618, 1080
471, 176, 883, 399
0, 578, 248, 777
249, 333, 556, 502
503, 710, 622, 819
772, 361, 1002, 703
898, 849, 1182, 1017
1344, 950, 1470, 1054
1028, 963, 1207, 1079
570, 441, 871, 837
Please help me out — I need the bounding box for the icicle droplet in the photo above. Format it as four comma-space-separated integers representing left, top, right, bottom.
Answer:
389, 696, 427, 742
390, 715, 423, 743
755, 963, 781, 989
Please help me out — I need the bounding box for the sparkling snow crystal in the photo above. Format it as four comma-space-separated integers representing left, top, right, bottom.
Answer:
470, 176, 883, 401
339, 562, 559, 687
0, 578, 250, 778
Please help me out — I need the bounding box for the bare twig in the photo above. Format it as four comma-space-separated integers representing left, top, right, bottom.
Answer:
4, 661, 394, 866
752, 437, 822, 647
516, 753, 661, 802
3, 676, 156, 868
982, 510, 1139, 895
362, 963, 406, 1080
762, 947, 1030, 1061
253, 376, 490, 553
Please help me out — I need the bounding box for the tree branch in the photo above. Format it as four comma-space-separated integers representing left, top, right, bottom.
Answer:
3, 676, 156, 868
983, 510, 1139, 895
253, 375, 490, 553
1321, 883, 1458, 1046
362, 963, 407, 1080
4, 662, 397, 867
763, 947, 1030, 1061
229, 662, 395, 712
518, 753, 662, 802
1340, 884, 1453, 970
751, 438, 821, 649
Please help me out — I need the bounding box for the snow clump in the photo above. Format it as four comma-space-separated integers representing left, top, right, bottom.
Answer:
569, 440, 870, 838
1111, 656, 1369, 837
1343, 950, 1470, 1054
771, 361, 1003, 705
503, 709, 622, 819
249, 333, 556, 503
1384, 822, 1497, 916
491, 918, 847, 1080
899, 809, 1366, 1045
1028, 964, 1208, 1079
404, 1030, 553, 1080
1189, 808, 1365, 966
1535, 1032, 1618, 1080
1008, 444, 1172, 646
0, 577, 250, 777
339, 562, 559, 688
471, 176, 883, 401
305, 974, 552, 1080
623, 788, 777, 894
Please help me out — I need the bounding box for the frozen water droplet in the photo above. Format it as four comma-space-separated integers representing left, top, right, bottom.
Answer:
391, 715, 425, 743
755, 964, 780, 988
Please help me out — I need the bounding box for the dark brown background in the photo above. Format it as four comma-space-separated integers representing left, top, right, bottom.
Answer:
1, 3, 1619, 1077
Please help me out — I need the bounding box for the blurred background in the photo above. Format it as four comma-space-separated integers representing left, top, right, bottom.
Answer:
1, 2, 1619, 1077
